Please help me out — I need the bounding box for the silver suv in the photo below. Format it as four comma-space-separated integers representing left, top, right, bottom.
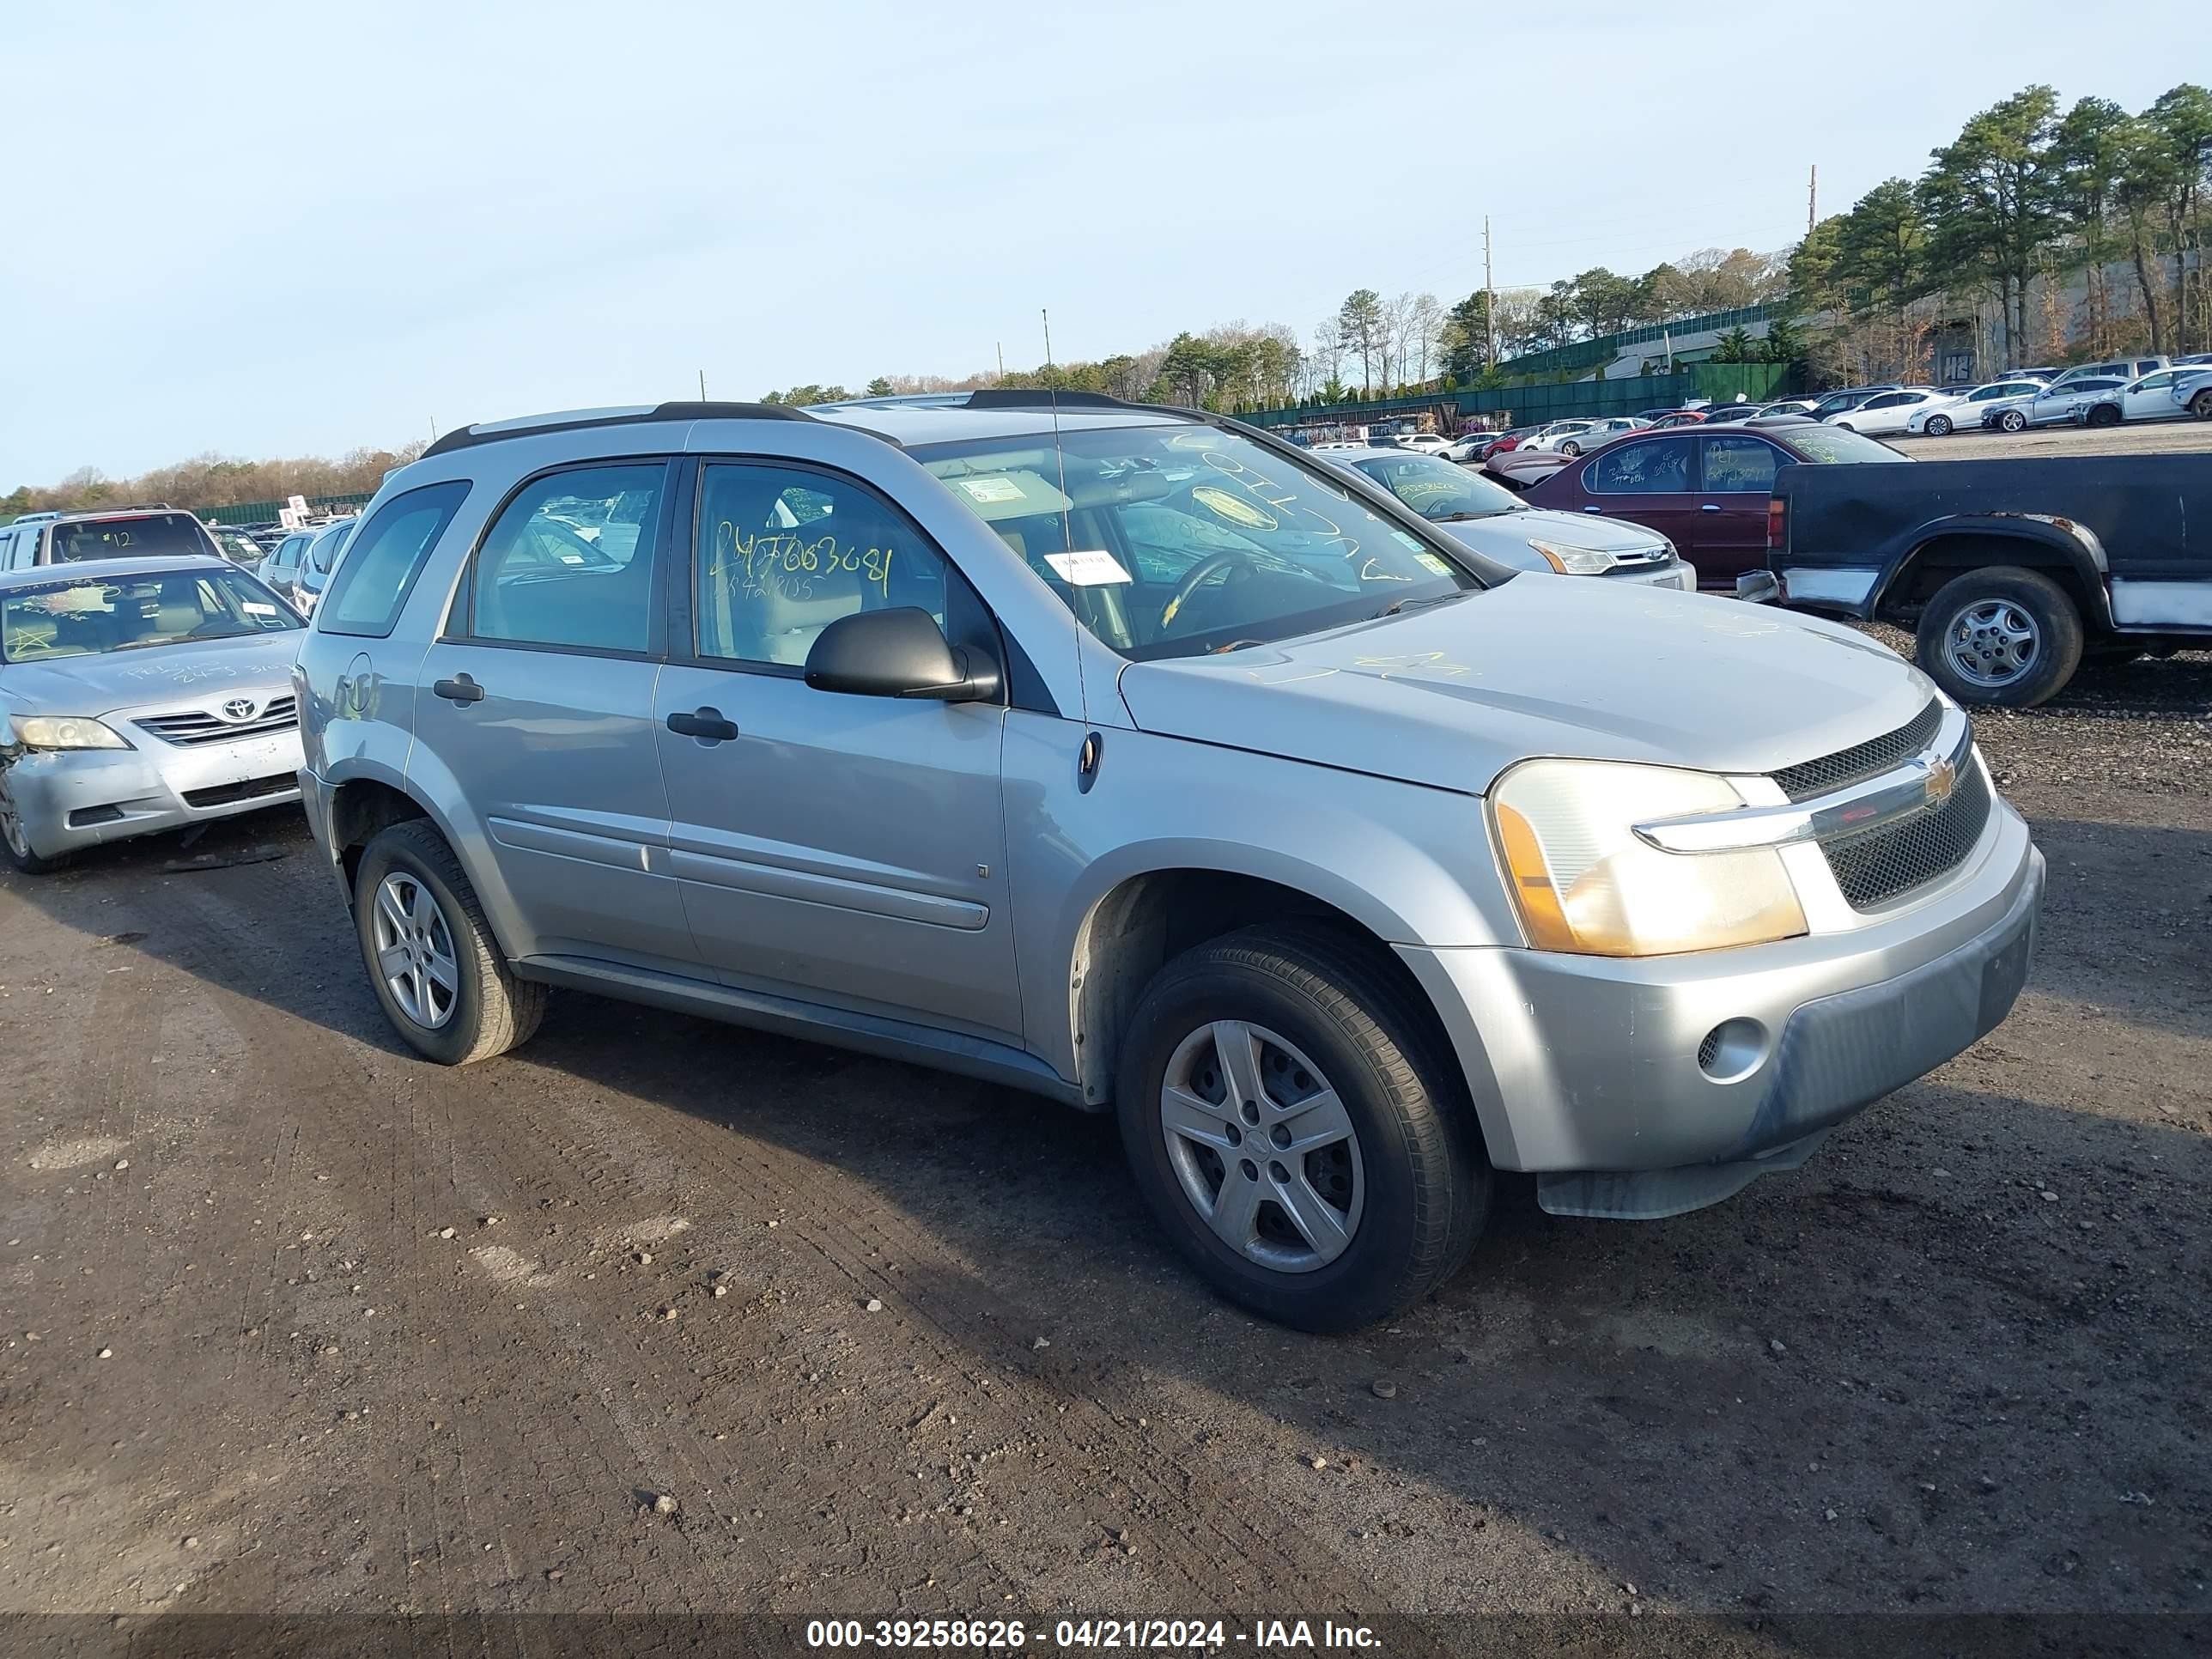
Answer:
294, 395, 2043, 1331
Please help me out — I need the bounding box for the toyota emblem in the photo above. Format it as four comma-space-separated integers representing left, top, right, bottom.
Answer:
221, 697, 258, 722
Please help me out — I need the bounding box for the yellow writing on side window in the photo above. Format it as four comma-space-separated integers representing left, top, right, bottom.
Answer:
710, 521, 895, 601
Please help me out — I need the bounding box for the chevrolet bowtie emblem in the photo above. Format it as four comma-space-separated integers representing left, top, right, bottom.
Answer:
1925, 755, 1956, 806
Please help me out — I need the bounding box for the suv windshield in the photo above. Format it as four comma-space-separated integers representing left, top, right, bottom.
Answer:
47, 512, 212, 562
914, 422, 1480, 659
1346, 453, 1525, 522
1784, 427, 1908, 465
2, 567, 301, 662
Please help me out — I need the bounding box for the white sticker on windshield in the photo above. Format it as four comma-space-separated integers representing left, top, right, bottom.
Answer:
1043, 550, 1133, 586
241, 601, 278, 615
1391, 532, 1425, 551
955, 476, 1025, 504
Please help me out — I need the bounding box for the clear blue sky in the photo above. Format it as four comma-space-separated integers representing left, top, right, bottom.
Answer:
1, 1, 2193, 488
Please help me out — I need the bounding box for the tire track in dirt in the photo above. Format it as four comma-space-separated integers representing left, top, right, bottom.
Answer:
150, 845, 1445, 1646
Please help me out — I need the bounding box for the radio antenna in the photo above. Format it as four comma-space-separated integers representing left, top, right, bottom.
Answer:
1042, 307, 1074, 556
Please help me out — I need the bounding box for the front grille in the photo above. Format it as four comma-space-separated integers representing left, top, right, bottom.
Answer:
182, 774, 296, 810
1820, 761, 1991, 909
136, 695, 297, 745
1771, 700, 1943, 803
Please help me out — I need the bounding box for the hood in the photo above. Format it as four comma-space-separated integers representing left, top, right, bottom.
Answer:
1432, 507, 1669, 573
1115, 579, 1934, 794
1, 630, 302, 717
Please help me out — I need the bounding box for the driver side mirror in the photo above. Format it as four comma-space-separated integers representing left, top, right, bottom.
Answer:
804, 606, 1001, 702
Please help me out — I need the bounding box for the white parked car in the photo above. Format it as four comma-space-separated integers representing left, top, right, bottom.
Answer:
1901, 380, 2051, 436
2072, 368, 2212, 427
1382, 433, 1453, 455
1822, 388, 1942, 435
1519, 420, 1599, 453
1553, 417, 1650, 457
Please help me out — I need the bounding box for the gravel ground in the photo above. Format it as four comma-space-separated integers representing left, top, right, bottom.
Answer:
1884, 416, 2212, 462
0, 644, 2205, 1656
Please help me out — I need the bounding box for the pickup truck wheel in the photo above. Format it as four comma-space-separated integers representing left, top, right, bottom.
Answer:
1115, 924, 1487, 1333
354, 820, 545, 1066
1924, 414, 1953, 436
1916, 567, 2084, 708
1997, 409, 2028, 433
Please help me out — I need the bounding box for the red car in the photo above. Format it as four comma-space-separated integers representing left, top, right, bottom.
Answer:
1639, 409, 1709, 429
1518, 418, 1903, 591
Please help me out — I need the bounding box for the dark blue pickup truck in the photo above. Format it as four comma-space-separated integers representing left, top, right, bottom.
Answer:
1765, 453, 2210, 706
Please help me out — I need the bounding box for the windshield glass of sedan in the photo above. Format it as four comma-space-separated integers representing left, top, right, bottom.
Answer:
0, 568, 301, 662
1350, 453, 1524, 521
914, 423, 1479, 659
1785, 427, 1910, 465
46, 512, 210, 562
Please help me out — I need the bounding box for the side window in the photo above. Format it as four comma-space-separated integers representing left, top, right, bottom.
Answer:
1589, 438, 1692, 494
696, 462, 956, 669
467, 465, 664, 653
1703, 436, 1782, 494
2136, 372, 2175, 392
319, 481, 472, 639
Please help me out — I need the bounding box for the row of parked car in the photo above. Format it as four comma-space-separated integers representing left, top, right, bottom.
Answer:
0, 391, 2066, 1334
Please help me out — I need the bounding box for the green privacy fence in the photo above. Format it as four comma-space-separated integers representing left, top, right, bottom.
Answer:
1238, 362, 1789, 432
199, 489, 376, 526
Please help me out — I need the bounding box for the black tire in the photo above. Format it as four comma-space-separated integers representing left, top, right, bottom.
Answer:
1559, 441, 1582, 457
1915, 566, 2085, 709
353, 819, 545, 1066
0, 775, 67, 875
1115, 923, 1489, 1333
2085, 403, 2122, 428
1925, 414, 1953, 436
1998, 409, 2027, 433
2191, 391, 2212, 419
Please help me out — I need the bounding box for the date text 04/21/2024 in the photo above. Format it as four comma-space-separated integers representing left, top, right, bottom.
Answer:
803, 1618, 1382, 1650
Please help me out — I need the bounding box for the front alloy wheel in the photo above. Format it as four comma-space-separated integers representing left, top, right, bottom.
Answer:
1998, 409, 2027, 433
1159, 1020, 1364, 1273
1925, 413, 1953, 436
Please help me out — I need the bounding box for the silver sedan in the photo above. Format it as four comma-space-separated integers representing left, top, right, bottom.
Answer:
0, 556, 307, 872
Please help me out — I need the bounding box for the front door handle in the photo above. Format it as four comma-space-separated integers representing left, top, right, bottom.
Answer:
666, 708, 739, 744
1583, 505, 1601, 513
433, 674, 485, 703
1699, 503, 1723, 513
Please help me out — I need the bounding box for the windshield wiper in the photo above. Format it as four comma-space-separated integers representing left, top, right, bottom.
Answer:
1430, 509, 1518, 524
1373, 591, 1471, 619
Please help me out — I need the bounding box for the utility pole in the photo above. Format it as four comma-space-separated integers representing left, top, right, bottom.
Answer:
699, 369, 708, 401
996, 342, 1006, 382
1042, 308, 1054, 372
1483, 216, 1496, 373
1808, 165, 1817, 237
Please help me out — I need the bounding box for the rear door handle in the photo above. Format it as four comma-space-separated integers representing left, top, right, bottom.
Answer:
666, 708, 739, 744
433, 674, 485, 703
1699, 503, 1723, 513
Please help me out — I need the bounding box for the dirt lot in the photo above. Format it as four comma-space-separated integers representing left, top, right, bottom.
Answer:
2, 648, 2208, 1655
1886, 415, 2212, 462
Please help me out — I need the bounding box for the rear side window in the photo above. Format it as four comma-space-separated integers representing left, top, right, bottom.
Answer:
317, 482, 471, 638
466, 464, 665, 653
1589, 438, 1692, 493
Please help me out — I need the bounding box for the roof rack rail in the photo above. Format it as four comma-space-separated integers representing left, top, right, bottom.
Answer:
960, 389, 1200, 417
422, 400, 816, 460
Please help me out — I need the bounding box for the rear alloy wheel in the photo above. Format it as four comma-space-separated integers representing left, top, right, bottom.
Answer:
1998, 409, 2028, 433
2085, 403, 2122, 428
1116, 924, 1487, 1332
354, 820, 545, 1065
1559, 441, 1582, 457
1924, 413, 1954, 436
0, 775, 66, 875
1915, 566, 2084, 708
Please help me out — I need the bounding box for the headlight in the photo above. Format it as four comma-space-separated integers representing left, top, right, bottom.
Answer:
1490, 758, 1807, 957
1528, 538, 1626, 576
12, 715, 129, 751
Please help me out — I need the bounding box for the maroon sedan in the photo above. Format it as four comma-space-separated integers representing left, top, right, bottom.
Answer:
1518, 418, 1902, 591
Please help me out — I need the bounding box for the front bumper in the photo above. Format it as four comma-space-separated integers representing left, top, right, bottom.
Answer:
1398, 799, 2042, 1218
4, 728, 305, 857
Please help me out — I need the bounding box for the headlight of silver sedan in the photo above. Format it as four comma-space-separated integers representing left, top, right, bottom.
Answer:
12, 715, 130, 750
1527, 538, 1638, 577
